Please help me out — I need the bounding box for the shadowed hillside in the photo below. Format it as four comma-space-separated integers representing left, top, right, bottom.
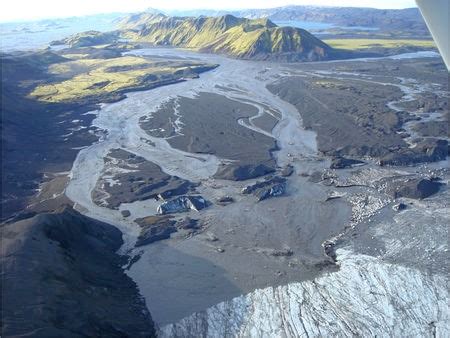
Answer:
1, 206, 156, 337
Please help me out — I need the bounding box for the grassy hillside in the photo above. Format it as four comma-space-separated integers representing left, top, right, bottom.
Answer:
324, 39, 435, 51
30, 53, 217, 103
119, 14, 332, 60
51, 30, 118, 48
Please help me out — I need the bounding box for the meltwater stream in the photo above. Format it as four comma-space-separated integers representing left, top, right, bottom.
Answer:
65, 48, 318, 250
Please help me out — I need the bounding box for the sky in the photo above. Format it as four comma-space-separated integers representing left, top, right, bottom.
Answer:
0, 0, 417, 22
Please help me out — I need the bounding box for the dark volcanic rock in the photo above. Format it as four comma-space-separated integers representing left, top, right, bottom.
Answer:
392, 203, 408, 211
322, 239, 339, 262
280, 164, 294, 177
135, 215, 177, 246
216, 195, 235, 205
176, 217, 200, 230
270, 248, 294, 257
242, 176, 287, 201
379, 139, 448, 166
1, 206, 156, 337
157, 195, 208, 215
308, 170, 337, 185
255, 183, 286, 201
121, 210, 131, 217
214, 163, 276, 181
308, 171, 325, 183
330, 157, 365, 169
382, 177, 443, 199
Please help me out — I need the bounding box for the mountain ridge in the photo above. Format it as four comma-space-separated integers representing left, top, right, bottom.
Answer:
118, 13, 333, 60
1, 206, 156, 337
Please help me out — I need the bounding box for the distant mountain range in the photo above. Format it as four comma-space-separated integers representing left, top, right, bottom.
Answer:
164, 6, 429, 35
117, 13, 334, 60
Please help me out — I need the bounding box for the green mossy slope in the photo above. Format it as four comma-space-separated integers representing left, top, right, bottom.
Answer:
120, 13, 332, 60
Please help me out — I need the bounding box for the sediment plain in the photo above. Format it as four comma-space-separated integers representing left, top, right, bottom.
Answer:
61, 46, 449, 331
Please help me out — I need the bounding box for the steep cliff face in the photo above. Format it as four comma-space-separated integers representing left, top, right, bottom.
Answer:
119, 14, 332, 60
1, 207, 156, 337
160, 248, 448, 337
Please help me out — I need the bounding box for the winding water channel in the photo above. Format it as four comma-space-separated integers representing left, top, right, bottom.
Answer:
65, 48, 319, 249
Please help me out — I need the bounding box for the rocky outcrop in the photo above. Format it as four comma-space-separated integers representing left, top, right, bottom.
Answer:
392, 202, 408, 211
242, 176, 287, 201
380, 177, 443, 199
280, 164, 294, 177
121, 210, 131, 217
1, 207, 156, 337
214, 163, 276, 181
157, 195, 208, 214
308, 170, 337, 185
379, 139, 448, 166
325, 191, 347, 201
135, 215, 177, 247
176, 217, 200, 230
216, 196, 234, 205
134, 215, 202, 246
330, 156, 365, 169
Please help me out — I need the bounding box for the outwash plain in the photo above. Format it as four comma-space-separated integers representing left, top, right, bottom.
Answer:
68, 49, 450, 332
1, 11, 449, 337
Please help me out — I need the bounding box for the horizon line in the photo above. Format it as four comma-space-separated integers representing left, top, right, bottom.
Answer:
0, 4, 418, 24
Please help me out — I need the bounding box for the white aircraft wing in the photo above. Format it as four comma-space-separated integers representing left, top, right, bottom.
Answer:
416, 0, 449, 70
